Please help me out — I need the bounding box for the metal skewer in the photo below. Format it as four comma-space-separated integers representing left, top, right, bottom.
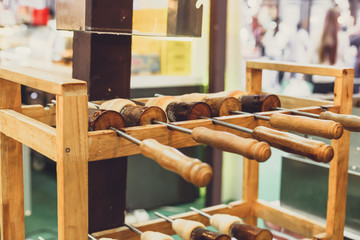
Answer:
124, 223, 143, 235
272, 107, 321, 118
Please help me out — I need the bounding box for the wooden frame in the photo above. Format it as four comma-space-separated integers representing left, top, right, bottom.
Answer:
0, 60, 353, 240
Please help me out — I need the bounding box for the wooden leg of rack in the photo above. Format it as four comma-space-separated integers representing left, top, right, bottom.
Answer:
56, 94, 89, 240
0, 79, 25, 240
0, 133, 25, 240
242, 158, 259, 225
326, 71, 353, 240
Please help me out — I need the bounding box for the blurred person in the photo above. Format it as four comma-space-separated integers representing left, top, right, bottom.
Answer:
308, 8, 356, 93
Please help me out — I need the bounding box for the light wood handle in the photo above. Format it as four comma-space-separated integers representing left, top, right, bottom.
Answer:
319, 111, 360, 132
141, 231, 174, 240
140, 139, 213, 187
252, 126, 334, 163
191, 127, 271, 162
269, 113, 343, 139
172, 219, 205, 240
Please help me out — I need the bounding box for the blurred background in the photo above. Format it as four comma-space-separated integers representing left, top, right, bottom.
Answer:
1, 0, 360, 239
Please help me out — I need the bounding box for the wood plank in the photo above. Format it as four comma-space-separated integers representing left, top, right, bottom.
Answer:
253, 200, 325, 237
21, 104, 56, 126
92, 202, 250, 239
247, 60, 350, 77
326, 69, 354, 239
0, 110, 56, 161
56, 93, 88, 240
0, 78, 25, 240
88, 115, 257, 161
0, 65, 86, 95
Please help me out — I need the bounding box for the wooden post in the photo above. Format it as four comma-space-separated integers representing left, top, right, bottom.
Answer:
206, 0, 227, 206
56, 86, 89, 240
242, 66, 262, 225
325, 69, 354, 240
0, 79, 25, 240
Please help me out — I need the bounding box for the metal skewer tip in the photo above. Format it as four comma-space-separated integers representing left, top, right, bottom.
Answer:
199, 116, 253, 134
130, 99, 146, 106
154, 212, 174, 223
124, 223, 143, 235
190, 207, 212, 219
152, 120, 193, 134
109, 127, 142, 145
88, 234, 97, 240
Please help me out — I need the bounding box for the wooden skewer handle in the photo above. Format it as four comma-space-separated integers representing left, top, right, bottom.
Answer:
140, 139, 213, 187
269, 113, 343, 139
172, 219, 205, 240
319, 111, 360, 132
191, 127, 271, 162
230, 222, 273, 240
210, 214, 272, 240
252, 126, 334, 163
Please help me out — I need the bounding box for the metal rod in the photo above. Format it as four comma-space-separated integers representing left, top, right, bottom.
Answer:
124, 223, 143, 235
154, 93, 165, 97
130, 99, 146, 106
109, 127, 142, 145
199, 116, 253, 134
230, 110, 270, 121
154, 212, 174, 223
272, 107, 320, 119
190, 207, 212, 219
153, 120, 193, 135
88, 234, 97, 240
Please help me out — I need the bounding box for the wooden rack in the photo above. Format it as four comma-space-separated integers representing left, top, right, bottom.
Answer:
0, 60, 354, 240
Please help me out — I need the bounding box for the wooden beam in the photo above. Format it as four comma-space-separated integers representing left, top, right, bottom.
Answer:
0, 78, 25, 240
0, 65, 86, 96
0, 110, 56, 161
56, 92, 88, 240
247, 60, 351, 77
253, 200, 325, 237
92, 202, 249, 239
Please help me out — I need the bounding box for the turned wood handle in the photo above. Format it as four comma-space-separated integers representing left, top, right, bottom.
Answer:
252, 126, 334, 163
191, 127, 271, 162
210, 214, 272, 240
140, 139, 213, 187
172, 219, 205, 240
319, 111, 360, 132
269, 113, 343, 139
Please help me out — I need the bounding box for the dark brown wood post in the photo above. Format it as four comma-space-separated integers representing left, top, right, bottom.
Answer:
72, 0, 133, 233
207, 0, 227, 206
